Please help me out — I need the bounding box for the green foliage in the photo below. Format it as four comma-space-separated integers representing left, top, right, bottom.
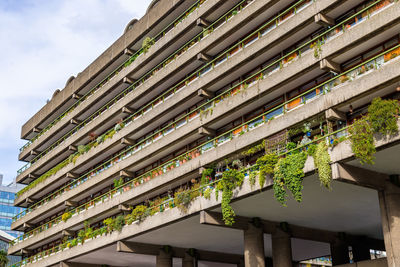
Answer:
368, 97, 399, 135
131, 205, 147, 221
348, 117, 376, 165
200, 168, 213, 185
61, 212, 72, 222
142, 37, 155, 53
273, 152, 307, 206
307, 143, 317, 157
113, 215, 125, 232
249, 170, 258, 187
218, 169, 245, 226
174, 187, 192, 213
113, 178, 124, 188
286, 142, 297, 151
256, 153, 278, 188
242, 141, 265, 156
0, 250, 8, 267
203, 188, 212, 200
103, 218, 114, 233
313, 142, 332, 190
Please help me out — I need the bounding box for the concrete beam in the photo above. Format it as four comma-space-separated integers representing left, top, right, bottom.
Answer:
68, 145, 77, 152
117, 241, 243, 264
62, 230, 74, 237
71, 93, 82, 100
157, 247, 173, 267
197, 53, 212, 62
65, 200, 78, 208
331, 237, 350, 266
320, 58, 341, 73
30, 150, 38, 157
60, 262, 116, 267
197, 89, 214, 99
314, 13, 335, 27
123, 77, 135, 85
121, 138, 135, 146
66, 172, 79, 180
121, 106, 135, 115
120, 170, 134, 178
124, 48, 136, 56
27, 173, 37, 180
118, 204, 131, 213
200, 211, 382, 247
196, 18, 210, 27
22, 222, 35, 230
326, 108, 346, 121
32, 127, 42, 133
70, 118, 82, 125
198, 127, 216, 137
332, 163, 387, 190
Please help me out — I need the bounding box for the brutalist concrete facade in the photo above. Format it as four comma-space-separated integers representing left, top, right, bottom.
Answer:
9, 0, 400, 266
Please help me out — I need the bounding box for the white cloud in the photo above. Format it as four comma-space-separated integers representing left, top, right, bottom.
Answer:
0, 0, 152, 184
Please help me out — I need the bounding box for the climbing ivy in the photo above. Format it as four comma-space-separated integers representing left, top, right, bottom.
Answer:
368, 97, 399, 135
313, 142, 332, 189
273, 151, 307, 206
348, 117, 375, 165
217, 168, 244, 226
256, 153, 278, 189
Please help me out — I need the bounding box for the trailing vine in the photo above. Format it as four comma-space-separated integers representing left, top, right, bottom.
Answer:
313, 142, 332, 189
242, 140, 265, 156
217, 168, 244, 226
273, 151, 307, 206
256, 153, 278, 189
348, 117, 375, 165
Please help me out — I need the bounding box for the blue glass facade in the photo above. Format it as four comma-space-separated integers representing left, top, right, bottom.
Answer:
0, 176, 25, 238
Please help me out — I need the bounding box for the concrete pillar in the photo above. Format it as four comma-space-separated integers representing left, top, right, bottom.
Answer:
352, 242, 370, 262
379, 180, 400, 267
272, 228, 292, 267
330, 238, 350, 266
156, 247, 172, 267
182, 251, 197, 267
244, 223, 265, 267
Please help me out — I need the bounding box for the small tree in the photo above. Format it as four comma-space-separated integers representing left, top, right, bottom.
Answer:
0, 250, 9, 267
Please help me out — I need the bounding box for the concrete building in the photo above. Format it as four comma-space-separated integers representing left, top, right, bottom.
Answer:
0, 175, 25, 238
7, 0, 400, 266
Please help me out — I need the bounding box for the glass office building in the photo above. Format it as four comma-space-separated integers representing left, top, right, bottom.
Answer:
0, 174, 24, 238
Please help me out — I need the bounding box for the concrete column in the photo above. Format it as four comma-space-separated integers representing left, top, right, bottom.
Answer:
272, 228, 292, 267
182, 251, 197, 267
156, 247, 172, 267
352, 243, 370, 262
330, 238, 349, 266
244, 223, 265, 267
379, 180, 400, 267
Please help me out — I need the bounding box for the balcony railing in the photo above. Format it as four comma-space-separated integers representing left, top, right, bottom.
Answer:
13, 0, 394, 223
10, 40, 400, 246
19, 0, 209, 153
10, 124, 356, 267
17, 0, 256, 175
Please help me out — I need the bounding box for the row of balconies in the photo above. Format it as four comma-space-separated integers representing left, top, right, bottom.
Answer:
10, 0, 398, 245
16, 0, 252, 175
13, 0, 322, 211
9, 28, 400, 257
12, 0, 396, 230
9, 61, 400, 266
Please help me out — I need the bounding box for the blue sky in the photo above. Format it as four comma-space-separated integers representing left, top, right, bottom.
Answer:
0, 0, 152, 184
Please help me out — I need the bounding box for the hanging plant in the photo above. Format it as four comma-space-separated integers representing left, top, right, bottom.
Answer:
256, 153, 278, 188
348, 117, 375, 165
218, 168, 245, 226
142, 37, 155, 53
273, 151, 307, 206
368, 97, 399, 135
313, 142, 332, 189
